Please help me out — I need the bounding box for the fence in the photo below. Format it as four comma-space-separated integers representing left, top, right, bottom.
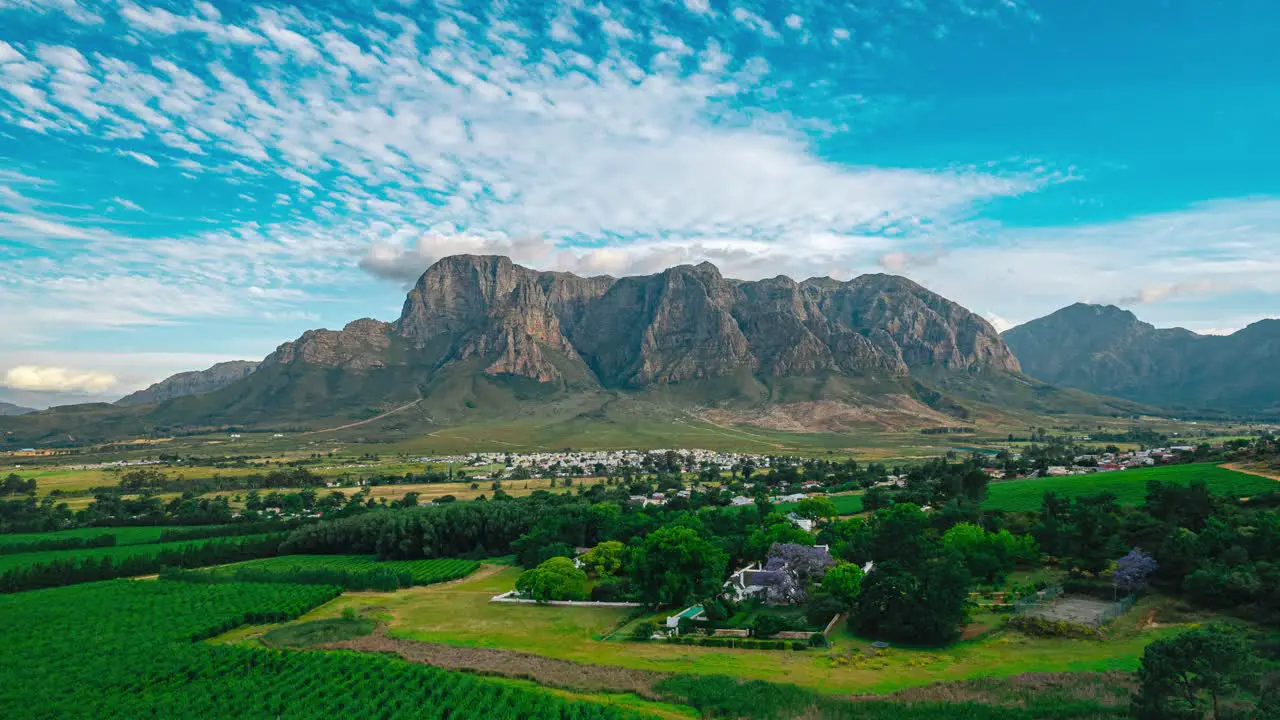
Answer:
1096, 594, 1137, 626
1012, 585, 1063, 615
489, 590, 642, 608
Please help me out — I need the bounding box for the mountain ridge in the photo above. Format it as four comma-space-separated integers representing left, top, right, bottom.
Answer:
1002, 303, 1280, 416
3, 256, 1152, 447
116, 361, 262, 407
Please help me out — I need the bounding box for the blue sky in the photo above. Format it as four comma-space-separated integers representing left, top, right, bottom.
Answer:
1, 0, 1277, 406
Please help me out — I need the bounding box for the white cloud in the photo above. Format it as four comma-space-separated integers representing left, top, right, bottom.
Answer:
984, 312, 1014, 333
683, 0, 713, 15
111, 196, 143, 211
731, 7, 780, 38
117, 149, 158, 167
0, 0, 101, 25
784, 14, 804, 30
2, 365, 118, 392
0, 41, 25, 64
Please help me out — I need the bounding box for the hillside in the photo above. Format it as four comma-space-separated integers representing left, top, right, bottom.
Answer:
0, 402, 34, 416
0, 256, 1146, 447
1003, 303, 1280, 417
115, 361, 261, 407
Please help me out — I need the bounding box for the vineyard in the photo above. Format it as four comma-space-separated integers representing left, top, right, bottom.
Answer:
0, 533, 282, 574
0, 579, 649, 719
0, 524, 229, 552
176, 555, 481, 591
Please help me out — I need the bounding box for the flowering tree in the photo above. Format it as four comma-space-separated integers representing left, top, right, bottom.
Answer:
1114, 547, 1158, 595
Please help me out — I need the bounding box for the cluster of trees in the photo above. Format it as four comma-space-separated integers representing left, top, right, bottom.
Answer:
0, 473, 36, 496
515, 557, 589, 601
1133, 624, 1276, 719
821, 504, 981, 644
1032, 481, 1280, 621
161, 564, 413, 592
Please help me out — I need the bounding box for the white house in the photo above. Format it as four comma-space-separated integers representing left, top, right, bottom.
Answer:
786, 512, 815, 532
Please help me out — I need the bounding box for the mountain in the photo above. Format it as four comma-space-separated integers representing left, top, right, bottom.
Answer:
2, 256, 1145, 446
115, 361, 261, 407
0, 402, 35, 416
1003, 303, 1280, 417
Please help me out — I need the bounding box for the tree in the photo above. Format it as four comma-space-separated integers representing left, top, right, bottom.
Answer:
941, 523, 1036, 585
629, 526, 729, 606
794, 497, 837, 522
853, 557, 970, 644
1113, 547, 1158, 595
1132, 625, 1261, 719
580, 540, 626, 578
822, 562, 865, 609
515, 556, 589, 602
744, 515, 814, 561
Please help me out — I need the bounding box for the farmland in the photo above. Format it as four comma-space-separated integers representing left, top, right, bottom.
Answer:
0, 533, 281, 574
0, 579, 656, 719
206, 555, 479, 586
270, 563, 1184, 697
0, 524, 227, 551
981, 463, 1276, 512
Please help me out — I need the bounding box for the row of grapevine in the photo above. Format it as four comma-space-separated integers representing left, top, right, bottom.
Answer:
0, 534, 286, 593
0, 579, 647, 719
205, 555, 480, 586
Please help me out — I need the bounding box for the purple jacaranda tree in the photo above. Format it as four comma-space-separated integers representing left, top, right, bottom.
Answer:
1113, 547, 1158, 595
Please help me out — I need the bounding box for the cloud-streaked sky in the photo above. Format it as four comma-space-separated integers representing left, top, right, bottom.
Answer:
1, 0, 1277, 406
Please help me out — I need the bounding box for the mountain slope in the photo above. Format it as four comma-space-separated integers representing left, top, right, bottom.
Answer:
1003, 303, 1280, 416
3, 255, 1141, 446
0, 402, 35, 416
115, 361, 261, 407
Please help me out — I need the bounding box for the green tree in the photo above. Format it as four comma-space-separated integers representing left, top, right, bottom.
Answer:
853, 557, 970, 644
515, 557, 589, 602
629, 526, 729, 606
744, 515, 814, 560
580, 540, 626, 577
822, 562, 865, 609
794, 497, 837, 522
1132, 625, 1261, 719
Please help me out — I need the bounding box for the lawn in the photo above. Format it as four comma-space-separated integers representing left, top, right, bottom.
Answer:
274, 563, 1184, 695
982, 463, 1276, 512
777, 492, 863, 515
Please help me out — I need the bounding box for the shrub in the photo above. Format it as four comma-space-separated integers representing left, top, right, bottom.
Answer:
808, 632, 828, 648
751, 613, 800, 639
1007, 615, 1099, 639
630, 621, 657, 641
791, 642, 806, 651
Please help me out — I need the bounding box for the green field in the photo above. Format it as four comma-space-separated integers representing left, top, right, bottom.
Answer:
208, 555, 479, 586
284, 563, 1182, 696
777, 493, 864, 515
0, 579, 652, 719
982, 463, 1276, 512
0, 533, 277, 573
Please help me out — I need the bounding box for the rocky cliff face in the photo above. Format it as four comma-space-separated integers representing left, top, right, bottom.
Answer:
263, 319, 394, 370
264, 255, 1018, 390
115, 360, 261, 407
1003, 303, 1280, 415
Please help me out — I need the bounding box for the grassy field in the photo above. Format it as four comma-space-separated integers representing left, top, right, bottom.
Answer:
982, 463, 1277, 512
265, 563, 1184, 695
0, 533, 276, 573
777, 492, 864, 515
207, 555, 479, 585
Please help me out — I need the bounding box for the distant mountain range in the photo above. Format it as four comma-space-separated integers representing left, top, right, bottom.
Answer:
0, 256, 1145, 446
0, 402, 35, 416
1003, 303, 1280, 417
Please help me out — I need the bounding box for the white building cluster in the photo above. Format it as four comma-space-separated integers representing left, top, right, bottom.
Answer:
418, 449, 771, 478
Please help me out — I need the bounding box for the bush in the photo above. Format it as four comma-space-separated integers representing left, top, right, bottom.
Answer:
808, 632, 828, 648
630, 621, 658, 640
791, 642, 806, 651
751, 613, 800, 639
1007, 615, 1099, 639
590, 578, 629, 602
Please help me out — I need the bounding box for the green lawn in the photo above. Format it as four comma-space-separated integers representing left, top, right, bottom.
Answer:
279, 563, 1183, 695
982, 463, 1276, 512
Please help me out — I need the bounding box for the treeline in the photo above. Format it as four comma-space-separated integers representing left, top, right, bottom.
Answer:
158, 519, 300, 543
0, 533, 116, 556
161, 565, 412, 592
1, 473, 36, 496
0, 534, 285, 594
280, 494, 594, 559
